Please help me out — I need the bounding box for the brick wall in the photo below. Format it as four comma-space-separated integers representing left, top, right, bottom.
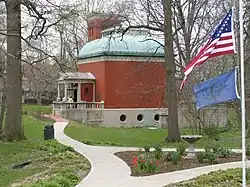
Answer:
78, 60, 166, 109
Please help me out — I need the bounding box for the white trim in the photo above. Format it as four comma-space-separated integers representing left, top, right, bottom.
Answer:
78, 56, 164, 64
58, 80, 95, 84
104, 108, 167, 111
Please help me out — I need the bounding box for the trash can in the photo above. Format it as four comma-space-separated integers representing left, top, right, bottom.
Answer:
44, 124, 54, 140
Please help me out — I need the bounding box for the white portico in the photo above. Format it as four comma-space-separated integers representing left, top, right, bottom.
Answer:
57, 72, 96, 102
53, 72, 104, 124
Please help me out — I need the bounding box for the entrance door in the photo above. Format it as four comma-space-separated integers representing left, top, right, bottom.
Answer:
73, 89, 77, 102
81, 83, 93, 102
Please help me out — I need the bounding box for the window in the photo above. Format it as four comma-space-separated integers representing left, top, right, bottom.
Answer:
120, 114, 127, 123
137, 114, 144, 122
154, 114, 160, 122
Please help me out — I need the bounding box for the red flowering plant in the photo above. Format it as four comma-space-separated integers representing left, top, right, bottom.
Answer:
132, 156, 139, 166
132, 155, 147, 170
146, 159, 159, 173
131, 154, 159, 173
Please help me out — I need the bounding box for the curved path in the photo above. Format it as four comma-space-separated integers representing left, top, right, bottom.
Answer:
51, 116, 248, 187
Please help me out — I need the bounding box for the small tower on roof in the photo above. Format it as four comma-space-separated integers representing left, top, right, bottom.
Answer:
86, 12, 124, 41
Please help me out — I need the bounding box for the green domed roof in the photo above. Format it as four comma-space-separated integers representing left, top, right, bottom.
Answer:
78, 30, 164, 59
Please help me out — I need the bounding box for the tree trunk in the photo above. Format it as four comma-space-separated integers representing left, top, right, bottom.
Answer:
36, 86, 42, 106
0, 84, 6, 131
36, 88, 42, 118
245, 0, 250, 137
163, 0, 181, 141
3, 0, 25, 141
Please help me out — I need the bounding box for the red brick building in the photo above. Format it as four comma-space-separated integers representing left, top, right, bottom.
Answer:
81, 13, 166, 105
54, 13, 229, 128
56, 13, 168, 127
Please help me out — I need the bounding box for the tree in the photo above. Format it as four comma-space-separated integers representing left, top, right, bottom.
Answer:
118, 0, 234, 141
163, 0, 180, 141
52, 0, 128, 71
22, 61, 59, 104
0, 2, 6, 134
0, 0, 129, 141
244, 0, 250, 136
0, 0, 78, 141
0, 52, 6, 133
0, 61, 5, 133
4, 0, 24, 141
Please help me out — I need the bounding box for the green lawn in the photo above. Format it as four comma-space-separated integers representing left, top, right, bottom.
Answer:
22, 104, 52, 115
168, 168, 250, 187
22, 116, 53, 140
0, 105, 90, 187
0, 116, 48, 186
65, 122, 169, 147
65, 122, 249, 148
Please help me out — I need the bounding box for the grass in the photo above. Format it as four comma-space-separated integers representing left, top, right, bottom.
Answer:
22, 104, 52, 115
64, 121, 250, 148
168, 168, 250, 187
65, 121, 169, 147
22, 116, 54, 140
0, 140, 44, 186
0, 104, 90, 187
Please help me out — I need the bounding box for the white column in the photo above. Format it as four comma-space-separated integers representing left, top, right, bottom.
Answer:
77, 82, 81, 102
93, 83, 95, 102
64, 83, 68, 101
57, 84, 60, 99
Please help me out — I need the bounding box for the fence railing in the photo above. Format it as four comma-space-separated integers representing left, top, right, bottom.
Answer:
52, 101, 104, 110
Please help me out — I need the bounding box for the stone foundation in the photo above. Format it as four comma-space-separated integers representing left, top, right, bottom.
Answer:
53, 102, 229, 128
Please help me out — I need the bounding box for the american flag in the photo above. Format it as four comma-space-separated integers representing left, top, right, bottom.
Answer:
180, 8, 236, 90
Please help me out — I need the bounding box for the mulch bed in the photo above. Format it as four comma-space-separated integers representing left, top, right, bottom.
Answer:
115, 151, 249, 176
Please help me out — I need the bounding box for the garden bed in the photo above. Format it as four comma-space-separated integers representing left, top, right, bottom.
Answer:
115, 145, 250, 177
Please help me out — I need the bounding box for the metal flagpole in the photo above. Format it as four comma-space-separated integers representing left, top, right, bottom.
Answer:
239, 0, 246, 186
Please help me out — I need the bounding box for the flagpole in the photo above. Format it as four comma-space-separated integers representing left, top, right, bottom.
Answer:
239, 0, 246, 186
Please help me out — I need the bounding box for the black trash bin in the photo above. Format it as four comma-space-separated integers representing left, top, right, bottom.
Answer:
44, 124, 54, 140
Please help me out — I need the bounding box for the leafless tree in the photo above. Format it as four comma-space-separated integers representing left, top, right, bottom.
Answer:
0, 51, 5, 132
0, 0, 80, 140
23, 61, 59, 104
0, 0, 131, 141
118, 0, 234, 141
244, 0, 250, 136
179, 56, 237, 132
0, 3, 6, 133
52, 0, 129, 71
163, 0, 180, 141
2, 0, 24, 141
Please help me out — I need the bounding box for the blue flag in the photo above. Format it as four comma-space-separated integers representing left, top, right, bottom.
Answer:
193, 68, 240, 110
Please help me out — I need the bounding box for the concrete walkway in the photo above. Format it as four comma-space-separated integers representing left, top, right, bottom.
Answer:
51, 116, 248, 187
